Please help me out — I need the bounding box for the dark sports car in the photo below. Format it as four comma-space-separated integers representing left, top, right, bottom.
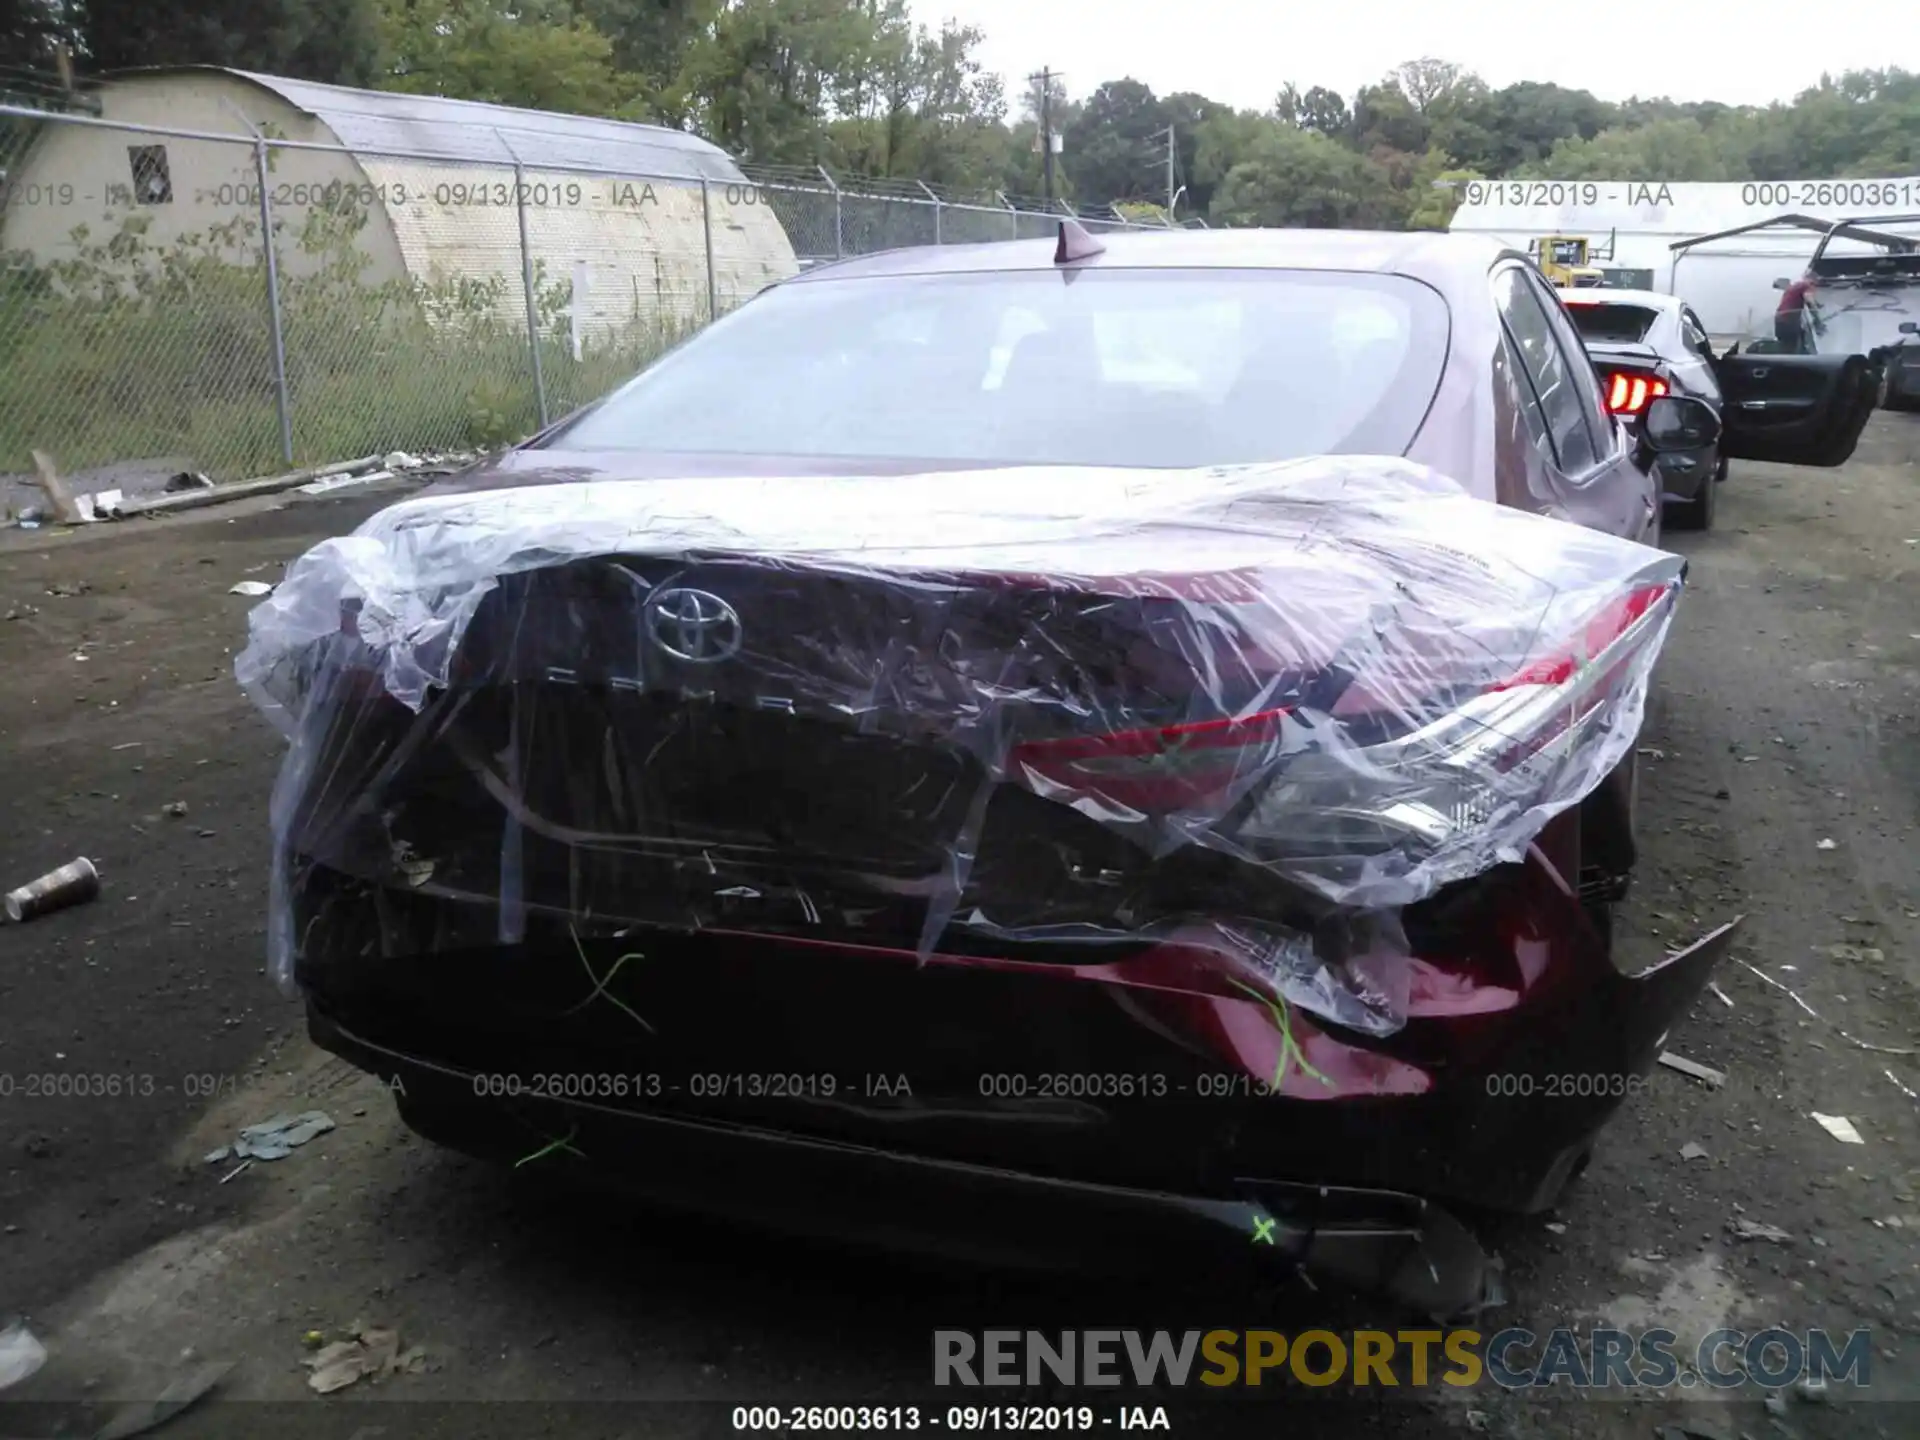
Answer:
241, 227, 1877, 1315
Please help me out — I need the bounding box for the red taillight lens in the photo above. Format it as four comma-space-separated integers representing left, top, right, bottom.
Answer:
1003, 575, 1682, 894
1010, 708, 1291, 812
1604, 371, 1668, 416
1489, 581, 1671, 693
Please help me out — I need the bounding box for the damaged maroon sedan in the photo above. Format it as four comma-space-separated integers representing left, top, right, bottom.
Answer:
238, 227, 1875, 1314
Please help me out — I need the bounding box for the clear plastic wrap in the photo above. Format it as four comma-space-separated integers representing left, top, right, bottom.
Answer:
239, 457, 1684, 1036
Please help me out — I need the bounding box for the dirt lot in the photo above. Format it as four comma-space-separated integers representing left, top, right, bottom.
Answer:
1, 426, 1917, 1440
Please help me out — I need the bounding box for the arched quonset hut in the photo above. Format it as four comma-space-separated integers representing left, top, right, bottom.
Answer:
1449, 177, 1920, 339
0, 66, 799, 335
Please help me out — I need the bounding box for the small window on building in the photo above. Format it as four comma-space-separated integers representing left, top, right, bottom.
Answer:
127, 145, 172, 204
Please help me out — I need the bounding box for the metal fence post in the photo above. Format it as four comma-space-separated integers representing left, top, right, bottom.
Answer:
917, 181, 941, 245
253, 136, 295, 467
819, 165, 843, 259
701, 177, 718, 322
998, 191, 1018, 241
511, 158, 548, 428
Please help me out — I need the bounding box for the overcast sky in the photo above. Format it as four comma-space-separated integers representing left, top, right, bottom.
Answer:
908, 0, 1920, 111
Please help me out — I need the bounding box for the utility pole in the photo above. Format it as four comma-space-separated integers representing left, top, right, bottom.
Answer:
1159, 123, 1176, 215
1030, 67, 1059, 209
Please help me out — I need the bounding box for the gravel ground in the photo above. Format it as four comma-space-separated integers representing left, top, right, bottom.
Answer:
1, 424, 1917, 1440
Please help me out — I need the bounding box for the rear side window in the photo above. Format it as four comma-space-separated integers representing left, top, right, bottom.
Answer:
1563, 303, 1660, 345
1494, 267, 1601, 474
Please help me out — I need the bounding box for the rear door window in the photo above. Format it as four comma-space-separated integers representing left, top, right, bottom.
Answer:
1494, 266, 1601, 475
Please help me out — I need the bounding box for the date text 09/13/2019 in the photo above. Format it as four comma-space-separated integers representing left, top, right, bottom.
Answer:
1458, 178, 1920, 211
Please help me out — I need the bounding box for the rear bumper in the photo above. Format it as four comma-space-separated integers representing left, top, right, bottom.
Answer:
294, 846, 1741, 1300
310, 1004, 1499, 1317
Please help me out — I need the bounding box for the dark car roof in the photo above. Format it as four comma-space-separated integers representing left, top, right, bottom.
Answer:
787, 228, 1519, 293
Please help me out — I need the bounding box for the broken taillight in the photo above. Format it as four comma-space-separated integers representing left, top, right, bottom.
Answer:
1604, 370, 1669, 416
1006, 578, 1682, 899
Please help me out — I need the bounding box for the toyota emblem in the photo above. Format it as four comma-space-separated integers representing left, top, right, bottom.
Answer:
645, 586, 743, 663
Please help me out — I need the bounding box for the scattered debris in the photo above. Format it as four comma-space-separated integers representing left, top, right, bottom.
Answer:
1887, 1069, 1918, 1102
304, 1324, 426, 1394
117, 453, 384, 519
90, 1360, 231, 1440
297, 468, 394, 497
1810, 1113, 1865, 1145
302, 1330, 327, 1350
382, 451, 419, 470
1841, 1032, 1917, 1056
1707, 982, 1734, 1008
1764, 1391, 1790, 1417
1796, 1376, 1830, 1405
162, 801, 188, 818
163, 471, 215, 493
90, 488, 125, 519
228, 580, 273, 597
45, 579, 91, 597
1657, 1051, 1726, 1088
1543, 1221, 1568, 1235
1816, 837, 1836, 850
1680, 1141, 1710, 1161
0, 1317, 47, 1390
4, 856, 100, 923
1738, 961, 1822, 1019
217, 1160, 251, 1184
1728, 1217, 1794, 1244
30, 448, 86, 525
230, 1109, 335, 1161
202, 1146, 230, 1165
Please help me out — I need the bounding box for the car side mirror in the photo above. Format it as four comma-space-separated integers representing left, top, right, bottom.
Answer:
1901, 321, 1919, 335
1772, 277, 1791, 291
1641, 395, 1721, 454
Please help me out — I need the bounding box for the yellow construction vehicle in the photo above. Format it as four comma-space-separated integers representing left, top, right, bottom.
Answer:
1528, 231, 1616, 288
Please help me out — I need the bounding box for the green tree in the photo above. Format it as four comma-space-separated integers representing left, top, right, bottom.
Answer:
1209, 123, 1396, 229
1296, 85, 1350, 138
823, 14, 1005, 190
1391, 57, 1474, 114
1351, 80, 1428, 155
80, 0, 381, 84
675, 0, 897, 164
1521, 116, 1749, 181
1446, 81, 1615, 175
1403, 157, 1482, 230
576, 0, 717, 122
377, 0, 632, 114
1062, 78, 1169, 204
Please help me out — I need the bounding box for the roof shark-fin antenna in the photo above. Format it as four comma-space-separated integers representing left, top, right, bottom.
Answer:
1054, 217, 1107, 264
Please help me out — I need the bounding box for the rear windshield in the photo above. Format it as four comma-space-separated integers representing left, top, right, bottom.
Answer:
544, 268, 1451, 468
1563, 302, 1661, 344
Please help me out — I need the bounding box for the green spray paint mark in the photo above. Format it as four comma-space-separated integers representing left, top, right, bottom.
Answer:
1227, 978, 1333, 1092
514, 1124, 585, 1168
565, 926, 655, 1033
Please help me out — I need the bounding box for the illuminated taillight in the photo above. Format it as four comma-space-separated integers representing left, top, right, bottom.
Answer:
1604, 371, 1668, 416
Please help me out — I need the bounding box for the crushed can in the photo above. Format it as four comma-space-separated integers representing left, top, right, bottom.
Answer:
4, 856, 100, 923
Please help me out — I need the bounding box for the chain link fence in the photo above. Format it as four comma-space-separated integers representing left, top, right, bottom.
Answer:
1, 102, 1167, 497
